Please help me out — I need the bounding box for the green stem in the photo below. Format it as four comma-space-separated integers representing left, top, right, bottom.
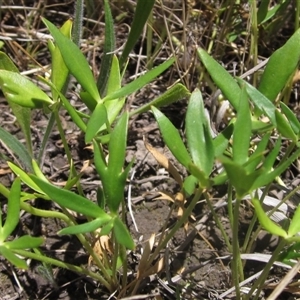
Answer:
73, 0, 84, 46
13, 249, 112, 291
246, 238, 286, 300
232, 198, 243, 299
205, 191, 232, 251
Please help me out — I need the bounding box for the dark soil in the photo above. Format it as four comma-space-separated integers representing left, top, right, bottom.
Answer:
1, 1, 300, 299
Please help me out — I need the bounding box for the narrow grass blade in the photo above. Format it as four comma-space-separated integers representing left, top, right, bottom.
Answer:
119, 0, 155, 68
0, 128, 32, 171
280, 102, 300, 134
130, 83, 190, 116
103, 58, 175, 102
97, 0, 115, 96
113, 217, 135, 250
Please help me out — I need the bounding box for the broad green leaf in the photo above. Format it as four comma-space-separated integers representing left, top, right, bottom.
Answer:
113, 217, 135, 250
0, 52, 32, 154
85, 103, 108, 143
48, 19, 72, 100
152, 106, 192, 169
232, 86, 251, 165
8, 162, 43, 193
258, 28, 300, 102
186, 89, 214, 176
252, 198, 288, 238
0, 70, 53, 108
97, 0, 115, 96
5, 236, 44, 249
251, 148, 300, 189
58, 217, 111, 235
42, 18, 100, 106
197, 48, 240, 110
0, 245, 28, 269
102, 113, 129, 213
288, 205, 300, 237
130, 83, 190, 116
119, 0, 155, 67
280, 102, 300, 134
103, 58, 175, 102
30, 176, 110, 220
275, 109, 298, 141
0, 127, 32, 171
98, 56, 125, 132
239, 78, 276, 124
0, 179, 20, 242
108, 112, 128, 174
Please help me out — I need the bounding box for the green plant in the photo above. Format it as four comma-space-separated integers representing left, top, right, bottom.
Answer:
150, 27, 300, 299
0, 0, 190, 295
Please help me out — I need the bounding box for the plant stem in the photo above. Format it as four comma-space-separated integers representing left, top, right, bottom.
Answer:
232, 198, 243, 299
13, 249, 112, 291
73, 0, 84, 46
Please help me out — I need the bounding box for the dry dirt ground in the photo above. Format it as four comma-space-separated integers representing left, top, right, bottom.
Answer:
1, 1, 300, 299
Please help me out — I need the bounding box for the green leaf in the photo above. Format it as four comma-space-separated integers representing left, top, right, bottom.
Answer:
245, 133, 271, 173
0, 52, 32, 154
280, 102, 300, 134
288, 205, 300, 237
97, 0, 115, 97
30, 176, 110, 220
221, 157, 261, 198
152, 106, 192, 169
197, 48, 240, 110
100, 218, 114, 236
48, 19, 72, 100
58, 217, 111, 235
257, 0, 270, 24
239, 78, 276, 124
275, 109, 298, 141
186, 89, 214, 176
0, 70, 53, 108
251, 148, 300, 190
8, 162, 43, 193
258, 28, 300, 102
252, 198, 288, 238
0, 178, 21, 242
42, 18, 100, 106
129, 83, 190, 116
113, 217, 135, 250
0, 127, 33, 171
119, 0, 155, 67
103, 113, 129, 213
103, 58, 175, 102
85, 103, 108, 143
5, 236, 44, 249
0, 245, 28, 269
262, 137, 281, 172
213, 124, 234, 158
232, 85, 251, 165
